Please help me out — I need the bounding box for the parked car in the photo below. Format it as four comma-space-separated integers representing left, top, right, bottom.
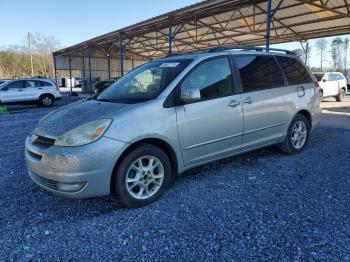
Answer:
313, 72, 347, 101
95, 77, 120, 94
0, 78, 62, 107
25, 46, 321, 207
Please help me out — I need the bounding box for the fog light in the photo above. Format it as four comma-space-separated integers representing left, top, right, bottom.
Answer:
56, 182, 86, 192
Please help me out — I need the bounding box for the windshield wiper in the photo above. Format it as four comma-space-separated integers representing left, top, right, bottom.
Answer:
96, 98, 115, 103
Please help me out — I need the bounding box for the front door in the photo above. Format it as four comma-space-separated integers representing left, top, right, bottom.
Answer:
176, 57, 243, 167
1, 80, 26, 103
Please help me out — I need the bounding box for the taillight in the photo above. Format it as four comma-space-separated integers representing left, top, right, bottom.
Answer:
314, 81, 320, 91
51, 79, 59, 91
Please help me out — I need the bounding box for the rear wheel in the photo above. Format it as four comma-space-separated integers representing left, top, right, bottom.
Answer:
335, 88, 345, 102
114, 144, 172, 208
319, 89, 323, 99
39, 94, 54, 107
278, 114, 310, 154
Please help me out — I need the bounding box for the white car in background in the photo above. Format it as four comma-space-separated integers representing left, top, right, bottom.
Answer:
313, 72, 347, 101
0, 78, 62, 107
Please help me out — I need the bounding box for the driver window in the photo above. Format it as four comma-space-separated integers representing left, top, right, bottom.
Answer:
180, 57, 233, 101
6, 81, 24, 89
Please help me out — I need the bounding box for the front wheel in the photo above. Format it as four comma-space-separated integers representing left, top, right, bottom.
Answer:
278, 114, 310, 154
114, 144, 172, 208
335, 88, 345, 102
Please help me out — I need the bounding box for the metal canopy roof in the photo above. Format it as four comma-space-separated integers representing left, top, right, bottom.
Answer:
53, 0, 350, 59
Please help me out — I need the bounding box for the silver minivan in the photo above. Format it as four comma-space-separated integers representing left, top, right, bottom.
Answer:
25, 47, 321, 207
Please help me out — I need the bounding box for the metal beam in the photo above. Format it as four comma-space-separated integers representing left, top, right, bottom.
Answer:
53, 56, 57, 81
271, 0, 284, 19
108, 56, 111, 79
88, 47, 93, 98
297, 0, 350, 18
81, 56, 85, 91
68, 56, 73, 95
168, 16, 173, 55
119, 33, 124, 76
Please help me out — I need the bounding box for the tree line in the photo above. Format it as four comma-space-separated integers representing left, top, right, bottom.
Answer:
0, 33, 60, 79
293, 37, 349, 73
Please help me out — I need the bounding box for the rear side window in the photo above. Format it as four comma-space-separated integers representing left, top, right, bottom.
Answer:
25, 80, 36, 87
277, 57, 312, 85
180, 57, 233, 101
235, 55, 284, 92
37, 80, 52, 87
335, 74, 344, 80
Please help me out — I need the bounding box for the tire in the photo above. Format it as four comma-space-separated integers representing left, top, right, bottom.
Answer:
319, 89, 323, 99
39, 94, 54, 107
335, 88, 345, 102
114, 144, 172, 208
278, 114, 310, 154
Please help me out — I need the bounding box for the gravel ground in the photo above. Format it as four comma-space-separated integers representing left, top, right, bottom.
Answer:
0, 96, 350, 261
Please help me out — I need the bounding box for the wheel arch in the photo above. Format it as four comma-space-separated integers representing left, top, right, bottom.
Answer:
39, 93, 55, 101
295, 109, 312, 129
110, 137, 178, 194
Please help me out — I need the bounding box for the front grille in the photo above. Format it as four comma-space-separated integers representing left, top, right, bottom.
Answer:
34, 136, 55, 147
30, 172, 58, 190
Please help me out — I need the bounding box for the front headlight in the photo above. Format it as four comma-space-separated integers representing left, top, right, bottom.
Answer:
54, 119, 112, 146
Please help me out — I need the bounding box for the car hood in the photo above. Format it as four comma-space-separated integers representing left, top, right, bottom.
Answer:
33, 99, 130, 138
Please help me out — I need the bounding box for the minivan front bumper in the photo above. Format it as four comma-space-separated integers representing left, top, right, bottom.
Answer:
25, 135, 128, 198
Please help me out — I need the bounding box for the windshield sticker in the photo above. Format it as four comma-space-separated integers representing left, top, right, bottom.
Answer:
160, 62, 180, 68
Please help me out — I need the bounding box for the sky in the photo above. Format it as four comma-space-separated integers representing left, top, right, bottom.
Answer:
0, 0, 349, 69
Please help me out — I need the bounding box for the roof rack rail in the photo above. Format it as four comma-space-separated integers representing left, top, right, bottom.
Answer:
208, 45, 295, 55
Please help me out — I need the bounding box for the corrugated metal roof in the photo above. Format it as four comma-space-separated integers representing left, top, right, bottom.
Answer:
53, 0, 350, 59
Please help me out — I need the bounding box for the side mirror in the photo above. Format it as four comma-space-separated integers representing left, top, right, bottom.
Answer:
323, 79, 327, 82
1, 87, 8, 91
180, 87, 201, 104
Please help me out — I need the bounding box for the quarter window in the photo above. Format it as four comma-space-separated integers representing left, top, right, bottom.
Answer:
235, 55, 284, 92
277, 56, 312, 85
180, 57, 233, 101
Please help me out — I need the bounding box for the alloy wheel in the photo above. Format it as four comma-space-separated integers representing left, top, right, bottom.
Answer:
291, 120, 307, 149
125, 155, 164, 200
42, 96, 52, 106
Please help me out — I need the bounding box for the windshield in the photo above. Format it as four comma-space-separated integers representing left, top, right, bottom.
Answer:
97, 59, 191, 103
314, 74, 324, 81
0, 81, 8, 88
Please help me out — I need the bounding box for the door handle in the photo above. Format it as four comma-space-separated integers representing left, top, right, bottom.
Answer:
18, 89, 23, 92
297, 86, 305, 97
243, 97, 254, 104
38, 88, 43, 90
228, 100, 241, 107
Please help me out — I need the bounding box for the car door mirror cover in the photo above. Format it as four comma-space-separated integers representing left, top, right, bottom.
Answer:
180, 87, 201, 104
